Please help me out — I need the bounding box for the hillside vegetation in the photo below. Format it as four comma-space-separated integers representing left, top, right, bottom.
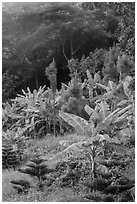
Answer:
2, 2, 135, 202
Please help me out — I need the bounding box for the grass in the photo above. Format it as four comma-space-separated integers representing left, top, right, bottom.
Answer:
2, 133, 135, 202
24, 133, 84, 164
2, 133, 87, 202
2, 169, 34, 201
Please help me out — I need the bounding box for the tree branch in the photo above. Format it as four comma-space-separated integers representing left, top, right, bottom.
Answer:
70, 32, 73, 58
72, 43, 83, 55
62, 38, 69, 61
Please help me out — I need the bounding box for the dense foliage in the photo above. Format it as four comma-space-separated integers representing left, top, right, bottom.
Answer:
2, 2, 135, 202
3, 2, 134, 100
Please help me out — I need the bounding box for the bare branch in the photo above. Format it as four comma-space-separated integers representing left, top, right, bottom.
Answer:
72, 43, 83, 55
70, 32, 73, 58
62, 38, 69, 61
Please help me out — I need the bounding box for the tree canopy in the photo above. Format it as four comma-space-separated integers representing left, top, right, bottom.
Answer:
2, 2, 135, 102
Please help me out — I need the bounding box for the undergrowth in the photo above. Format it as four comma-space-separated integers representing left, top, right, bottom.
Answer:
2, 134, 135, 202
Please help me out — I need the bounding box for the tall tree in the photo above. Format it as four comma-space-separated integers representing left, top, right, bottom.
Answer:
3, 2, 134, 100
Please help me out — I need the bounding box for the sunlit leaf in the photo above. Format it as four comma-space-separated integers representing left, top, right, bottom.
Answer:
59, 110, 92, 136
84, 104, 99, 119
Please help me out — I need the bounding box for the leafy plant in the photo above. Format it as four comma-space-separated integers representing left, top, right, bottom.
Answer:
2, 86, 46, 134
59, 166, 81, 189
2, 143, 19, 169
11, 155, 55, 192
10, 155, 54, 194
2, 102, 18, 131
2, 128, 27, 169
49, 99, 133, 182
102, 47, 134, 83
56, 99, 134, 201
2, 84, 68, 138
20, 155, 54, 189
45, 59, 57, 95
61, 74, 88, 120
85, 70, 103, 102
2, 72, 19, 102
80, 49, 107, 77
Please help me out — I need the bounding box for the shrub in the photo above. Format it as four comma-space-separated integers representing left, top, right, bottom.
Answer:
11, 155, 55, 192
2, 129, 27, 169
2, 72, 19, 102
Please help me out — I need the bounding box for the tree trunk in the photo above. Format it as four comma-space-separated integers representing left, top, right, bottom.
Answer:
59, 118, 63, 136
53, 117, 56, 137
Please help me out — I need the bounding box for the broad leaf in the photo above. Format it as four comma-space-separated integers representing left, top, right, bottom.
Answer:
94, 72, 101, 83
96, 83, 109, 92
59, 111, 92, 136
108, 80, 116, 91
117, 100, 129, 107
100, 100, 110, 119
123, 76, 133, 97
86, 69, 93, 83
84, 104, 99, 119
111, 104, 133, 123
103, 108, 120, 125
48, 141, 85, 163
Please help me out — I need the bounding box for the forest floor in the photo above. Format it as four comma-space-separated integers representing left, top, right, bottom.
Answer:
2, 134, 135, 202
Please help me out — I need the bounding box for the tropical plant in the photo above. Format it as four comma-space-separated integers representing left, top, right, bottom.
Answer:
49, 99, 134, 201
12, 87, 53, 135
49, 99, 133, 182
3, 2, 120, 95
95, 74, 135, 118
2, 83, 69, 138
2, 102, 18, 131
85, 70, 102, 102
